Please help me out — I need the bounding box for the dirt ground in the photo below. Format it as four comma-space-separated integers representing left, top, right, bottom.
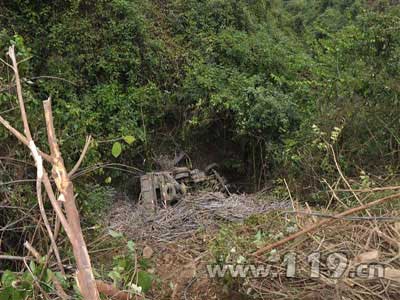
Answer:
106, 190, 287, 299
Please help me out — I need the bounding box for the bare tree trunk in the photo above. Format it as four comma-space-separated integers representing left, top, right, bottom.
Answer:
43, 100, 99, 299
0, 46, 100, 300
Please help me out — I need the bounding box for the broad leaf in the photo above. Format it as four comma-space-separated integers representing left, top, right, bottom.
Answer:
109, 229, 123, 238
112, 142, 122, 158
123, 135, 136, 145
137, 271, 153, 293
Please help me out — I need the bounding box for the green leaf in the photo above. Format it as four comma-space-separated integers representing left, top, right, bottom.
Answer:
112, 142, 122, 158
105, 177, 112, 184
108, 229, 123, 238
108, 270, 122, 284
254, 230, 262, 242
127, 240, 135, 252
54, 272, 68, 288
123, 135, 136, 145
138, 258, 151, 269
45, 269, 54, 283
29, 261, 36, 274
0, 287, 11, 300
137, 271, 153, 293
1, 270, 16, 287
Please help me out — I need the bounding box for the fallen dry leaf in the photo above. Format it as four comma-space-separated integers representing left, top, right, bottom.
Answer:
353, 250, 379, 264
143, 245, 154, 259
383, 268, 400, 283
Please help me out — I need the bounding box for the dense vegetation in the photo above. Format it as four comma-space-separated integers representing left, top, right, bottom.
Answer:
1, 0, 399, 193
1, 0, 400, 299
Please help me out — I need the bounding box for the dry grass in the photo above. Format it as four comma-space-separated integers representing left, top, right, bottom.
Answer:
104, 169, 400, 300
108, 191, 289, 242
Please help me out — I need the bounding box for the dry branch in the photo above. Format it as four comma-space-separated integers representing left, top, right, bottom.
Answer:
252, 192, 400, 256
0, 115, 53, 162
43, 98, 99, 299
68, 135, 92, 176
0, 46, 99, 300
24, 241, 70, 300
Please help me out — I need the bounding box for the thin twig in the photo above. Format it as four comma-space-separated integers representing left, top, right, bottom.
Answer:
335, 186, 400, 193
0, 57, 13, 69
284, 178, 298, 225
253, 192, 400, 256
68, 135, 92, 176
330, 145, 371, 216
23, 258, 51, 300
30, 75, 77, 86
284, 210, 400, 221
41, 171, 72, 238
0, 255, 32, 261
0, 114, 53, 162
37, 188, 65, 274
24, 241, 70, 300
7, 45, 32, 141
24, 241, 41, 260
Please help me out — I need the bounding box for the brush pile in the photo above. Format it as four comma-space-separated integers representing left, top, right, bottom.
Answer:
108, 170, 400, 299
237, 186, 400, 300
108, 191, 290, 242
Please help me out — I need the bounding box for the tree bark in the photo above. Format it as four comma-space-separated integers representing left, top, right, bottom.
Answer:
0, 46, 99, 300
43, 99, 99, 300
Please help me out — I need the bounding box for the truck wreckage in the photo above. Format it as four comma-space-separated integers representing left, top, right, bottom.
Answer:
139, 164, 228, 214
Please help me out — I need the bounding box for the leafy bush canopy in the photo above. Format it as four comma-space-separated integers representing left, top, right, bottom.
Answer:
0, 0, 399, 191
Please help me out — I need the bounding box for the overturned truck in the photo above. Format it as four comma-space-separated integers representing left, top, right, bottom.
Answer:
139, 164, 227, 214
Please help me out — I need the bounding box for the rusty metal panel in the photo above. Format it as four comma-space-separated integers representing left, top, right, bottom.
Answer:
140, 174, 157, 214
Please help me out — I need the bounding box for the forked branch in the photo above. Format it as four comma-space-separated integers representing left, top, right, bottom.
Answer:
0, 46, 100, 300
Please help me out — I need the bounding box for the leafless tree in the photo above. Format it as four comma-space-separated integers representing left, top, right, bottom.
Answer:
0, 46, 99, 300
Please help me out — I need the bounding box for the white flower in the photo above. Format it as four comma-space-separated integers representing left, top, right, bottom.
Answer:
286, 225, 297, 233
236, 255, 246, 264
130, 283, 142, 294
